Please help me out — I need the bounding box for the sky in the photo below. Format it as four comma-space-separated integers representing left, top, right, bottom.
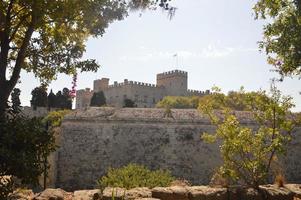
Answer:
18, 0, 301, 111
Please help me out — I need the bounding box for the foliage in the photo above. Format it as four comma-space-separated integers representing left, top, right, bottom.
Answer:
90, 91, 106, 107
10, 88, 21, 114
43, 110, 71, 128
156, 96, 200, 109
47, 90, 56, 109
0, 0, 175, 117
123, 99, 136, 108
0, 109, 56, 187
254, 0, 301, 78
200, 84, 298, 188
30, 87, 48, 110
98, 164, 175, 189
156, 87, 271, 111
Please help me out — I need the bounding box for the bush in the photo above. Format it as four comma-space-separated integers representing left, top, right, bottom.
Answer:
43, 110, 71, 127
97, 164, 175, 189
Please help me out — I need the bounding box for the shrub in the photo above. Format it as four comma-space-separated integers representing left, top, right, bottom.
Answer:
98, 164, 175, 189
200, 84, 298, 188
43, 110, 71, 127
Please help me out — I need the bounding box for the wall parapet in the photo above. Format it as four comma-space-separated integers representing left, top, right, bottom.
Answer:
157, 69, 188, 80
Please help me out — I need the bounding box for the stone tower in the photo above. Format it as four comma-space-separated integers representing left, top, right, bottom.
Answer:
156, 70, 188, 96
93, 78, 109, 92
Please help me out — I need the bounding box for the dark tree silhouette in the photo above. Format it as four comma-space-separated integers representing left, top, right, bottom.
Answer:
90, 91, 106, 107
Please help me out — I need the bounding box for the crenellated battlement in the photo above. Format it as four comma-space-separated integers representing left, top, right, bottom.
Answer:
107, 79, 162, 89
156, 69, 188, 80
76, 69, 210, 109
187, 89, 211, 96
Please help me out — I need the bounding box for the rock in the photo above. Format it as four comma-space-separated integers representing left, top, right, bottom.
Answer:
134, 198, 160, 200
8, 189, 34, 200
285, 184, 301, 199
187, 186, 227, 200
73, 189, 101, 200
126, 187, 152, 200
152, 186, 189, 200
259, 185, 294, 200
227, 187, 263, 200
102, 187, 126, 200
33, 188, 72, 200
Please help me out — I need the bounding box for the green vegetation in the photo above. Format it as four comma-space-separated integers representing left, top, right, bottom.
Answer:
156, 96, 200, 109
98, 164, 175, 190
0, 0, 174, 117
90, 91, 106, 107
0, 107, 56, 199
254, 0, 301, 78
123, 99, 136, 108
43, 110, 71, 128
30, 87, 48, 110
156, 87, 271, 111
200, 85, 299, 188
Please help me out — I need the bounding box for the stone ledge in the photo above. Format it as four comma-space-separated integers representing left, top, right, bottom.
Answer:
8, 184, 301, 200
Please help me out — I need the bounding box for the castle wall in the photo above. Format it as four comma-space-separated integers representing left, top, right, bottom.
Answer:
104, 81, 166, 107
157, 70, 188, 96
56, 108, 301, 191
76, 88, 93, 109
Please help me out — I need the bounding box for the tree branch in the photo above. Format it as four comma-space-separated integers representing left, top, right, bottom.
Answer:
8, 12, 35, 90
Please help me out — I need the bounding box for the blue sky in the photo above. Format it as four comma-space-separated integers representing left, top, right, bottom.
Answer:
19, 0, 301, 111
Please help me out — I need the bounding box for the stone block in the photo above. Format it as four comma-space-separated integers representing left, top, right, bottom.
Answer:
187, 186, 227, 200
259, 185, 294, 200
152, 186, 189, 200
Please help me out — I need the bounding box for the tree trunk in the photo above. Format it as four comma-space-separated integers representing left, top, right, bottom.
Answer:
0, 82, 11, 119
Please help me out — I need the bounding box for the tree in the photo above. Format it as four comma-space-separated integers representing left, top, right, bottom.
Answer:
10, 88, 21, 113
0, 110, 56, 194
47, 89, 56, 110
0, 0, 175, 117
30, 87, 47, 110
200, 85, 298, 188
254, 0, 301, 79
90, 91, 106, 107
124, 98, 136, 108
62, 87, 72, 109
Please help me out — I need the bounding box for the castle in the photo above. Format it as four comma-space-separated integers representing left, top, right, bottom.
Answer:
76, 69, 210, 109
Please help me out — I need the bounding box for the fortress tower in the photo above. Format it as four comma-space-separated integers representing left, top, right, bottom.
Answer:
93, 78, 109, 92
156, 70, 188, 96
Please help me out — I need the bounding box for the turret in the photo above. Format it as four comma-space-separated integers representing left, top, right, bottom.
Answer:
156, 70, 188, 96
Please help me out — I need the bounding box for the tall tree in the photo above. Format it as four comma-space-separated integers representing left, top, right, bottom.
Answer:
0, 0, 174, 117
90, 91, 106, 107
47, 89, 56, 110
62, 87, 72, 109
30, 86, 47, 110
10, 87, 21, 113
254, 0, 301, 79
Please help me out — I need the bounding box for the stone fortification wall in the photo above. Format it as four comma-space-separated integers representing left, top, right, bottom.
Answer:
57, 108, 301, 191
105, 80, 166, 107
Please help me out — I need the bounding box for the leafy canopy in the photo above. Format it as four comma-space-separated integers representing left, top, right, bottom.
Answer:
254, 0, 301, 78
200, 85, 299, 187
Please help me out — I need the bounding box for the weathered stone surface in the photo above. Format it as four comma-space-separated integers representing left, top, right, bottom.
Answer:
259, 185, 294, 200
126, 187, 152, 200
56, 108, 301, 190
227, 187, 263, 200
286, 184, 301, 198
152, 186, 189, 200
8, 189, 34, 200
187, 186, 227, 200
102, 187, 126, 200
73, 189, 101, 200
33, 188, 72, 200
134, 198, 160, 200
